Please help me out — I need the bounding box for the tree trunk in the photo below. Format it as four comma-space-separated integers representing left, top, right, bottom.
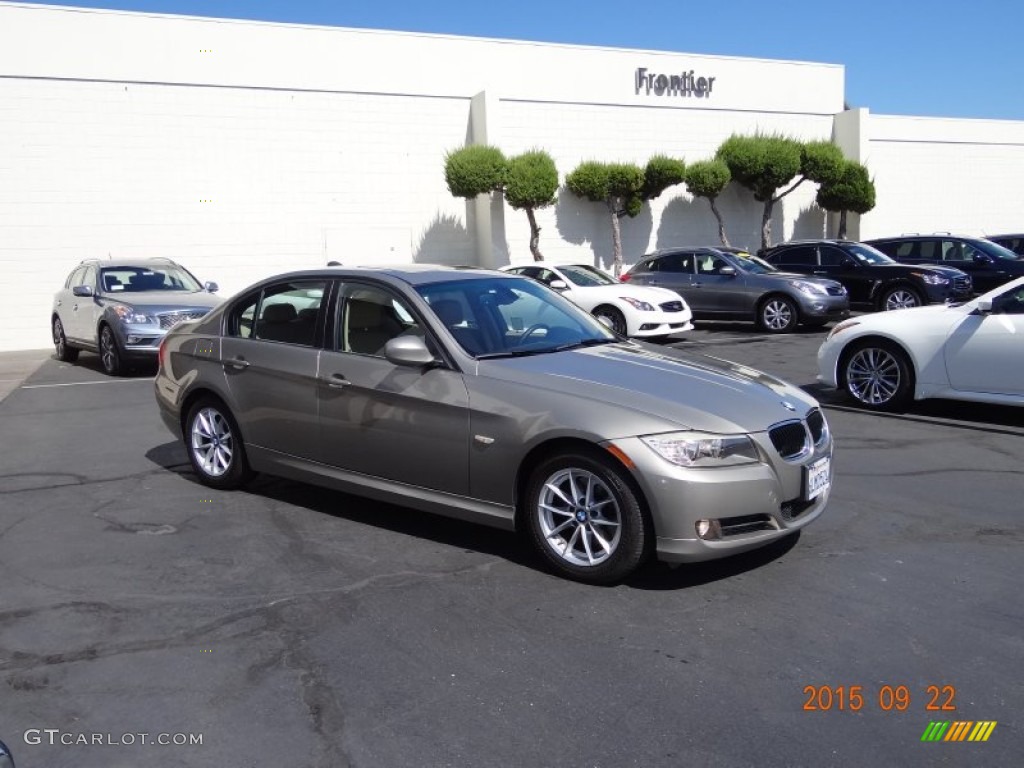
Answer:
709, 197, 730, 247
526, 207, 543, 261
608, 200, 624, 277
760, 200, 774, 252
837, 210, 848, 240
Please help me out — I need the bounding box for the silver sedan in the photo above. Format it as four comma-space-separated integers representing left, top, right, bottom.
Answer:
155, 266, 833, 583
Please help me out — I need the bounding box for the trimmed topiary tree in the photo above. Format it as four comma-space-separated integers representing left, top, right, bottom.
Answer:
566, 157, 685, 276
816, 160, 876, 239
716, 134, 844, 251
443, 144, 507, 198
505, 150, 559, 261
684, 159, 732, 246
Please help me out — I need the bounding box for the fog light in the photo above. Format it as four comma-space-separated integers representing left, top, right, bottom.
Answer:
127, 335, 142, 344
696, 519, 722, 540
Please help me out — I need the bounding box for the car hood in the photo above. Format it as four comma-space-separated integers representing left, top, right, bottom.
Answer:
479, 342, 817, 435
98, 291, 223, 311
579, 284, 684, 304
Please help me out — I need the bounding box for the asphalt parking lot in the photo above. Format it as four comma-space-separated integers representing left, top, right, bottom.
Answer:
1, 324, 1021, 768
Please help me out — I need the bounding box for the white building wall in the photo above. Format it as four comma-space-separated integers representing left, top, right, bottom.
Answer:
862, 114, 1024, 239
4, 1, 1018, 351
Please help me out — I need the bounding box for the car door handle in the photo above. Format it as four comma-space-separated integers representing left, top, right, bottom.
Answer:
322, 373, 350, 388
224, 357, 250, 370
812, 270, 828, 276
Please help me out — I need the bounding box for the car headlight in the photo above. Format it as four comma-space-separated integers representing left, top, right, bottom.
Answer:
826, 319, 860, 339
620, 297, 656, 311
110, 304, 154, 324
790, 280, 829, 297
640, 432, 759, 468
914, 272, 949, 286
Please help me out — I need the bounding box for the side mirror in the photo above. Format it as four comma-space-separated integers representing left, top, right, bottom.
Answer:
718, 265, 737, 276
973, 253, 993, 265
72, 285, 94, 297
548, 279, 568, 291
384, 335, 437, 367
841, 258, 858, 268
0, 738, 15, 768
204, 281, 219, 293
975, 298, 993, 314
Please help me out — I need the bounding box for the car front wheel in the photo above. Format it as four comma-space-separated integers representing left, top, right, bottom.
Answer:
53, 316, 79, 362
842, 341, 913, 410
593, 306, 627, 336
881, 286, 922, 311
185, 398, 253, 489
758, 296, 798, 333
99, 324, 123, 376
524, 452, 650, 584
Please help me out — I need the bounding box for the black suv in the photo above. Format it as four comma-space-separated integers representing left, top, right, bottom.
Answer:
864, 234, 1024, 294
985, 234, 1024, 257
760, 239, 972, 310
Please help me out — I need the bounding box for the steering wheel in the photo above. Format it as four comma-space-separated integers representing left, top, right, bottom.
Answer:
516, 323, 550, 345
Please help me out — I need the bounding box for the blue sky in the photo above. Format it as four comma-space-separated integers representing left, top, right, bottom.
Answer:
16, 0, 1024, 120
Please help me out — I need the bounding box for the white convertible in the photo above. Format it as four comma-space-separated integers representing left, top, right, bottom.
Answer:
817, 276, 1024, 409
501, 262, 693, 338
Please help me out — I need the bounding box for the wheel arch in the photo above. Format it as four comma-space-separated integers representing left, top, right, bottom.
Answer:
757, 291, 801, 327
512, 437, 651, 533
591, 303, 631, 334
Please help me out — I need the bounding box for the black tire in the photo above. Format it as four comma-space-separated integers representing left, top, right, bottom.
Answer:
52, 316, 79, 362
524, 451, 650, 584
758, 295, 799, 333
99, 324, 123, 376
880, 285, 923, 311
592, 306, 628, 336
184, 397, 253, 489
840, 340, 914, 411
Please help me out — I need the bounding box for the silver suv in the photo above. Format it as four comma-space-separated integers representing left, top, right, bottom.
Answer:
52, 257, 221, 375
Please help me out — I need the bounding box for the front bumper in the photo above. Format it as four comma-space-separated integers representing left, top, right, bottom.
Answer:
794, 293, 850, 321
607, 421, 833, 563
630, 308, 694, 337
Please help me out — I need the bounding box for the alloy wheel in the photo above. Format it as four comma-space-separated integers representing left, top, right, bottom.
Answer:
884, 289, 920, 310
190, 406, 235, 478
846, 347, 901, 405
762, 298, 795, 331
536, 467, 622, 567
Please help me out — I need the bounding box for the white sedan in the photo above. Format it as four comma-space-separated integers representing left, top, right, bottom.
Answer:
501, 262, 693, 338
817, 276, 1024, 409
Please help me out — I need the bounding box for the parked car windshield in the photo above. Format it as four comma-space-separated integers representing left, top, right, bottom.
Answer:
417, 276, 616, 358
730, 252, 778, 274
975, 239, 1022, 261
557, 264, 617, 287
846, 243, 895, 265
100, 264, 203, 293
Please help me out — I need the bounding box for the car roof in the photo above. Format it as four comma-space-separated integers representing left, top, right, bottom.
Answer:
256, 264, 514, 288
642, 246, 733, 257
79, 257, 181, 268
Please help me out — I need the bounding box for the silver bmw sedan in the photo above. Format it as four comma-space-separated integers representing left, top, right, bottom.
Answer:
155, 265, 832, 583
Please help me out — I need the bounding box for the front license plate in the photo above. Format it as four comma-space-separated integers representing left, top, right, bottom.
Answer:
804, 457, 831, 501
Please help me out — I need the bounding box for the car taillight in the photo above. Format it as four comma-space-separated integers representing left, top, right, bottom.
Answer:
620, 274, 632, 282
158, 337, 169, 370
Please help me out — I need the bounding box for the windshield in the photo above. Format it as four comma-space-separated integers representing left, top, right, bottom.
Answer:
557, 264, 617, 287
418, 276, 617, 358
100, 264, 203, 293
730, 252, 778, 274
976, 239, 1022, 261
846, 243, 895, 265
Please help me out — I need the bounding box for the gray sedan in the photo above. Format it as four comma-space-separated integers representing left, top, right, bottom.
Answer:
624, 247, 850, 332
155, 266, 833, 583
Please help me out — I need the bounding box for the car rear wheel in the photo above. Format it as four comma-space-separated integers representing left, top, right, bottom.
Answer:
99, 324, 123, 376
52, 316, 79, 362
524, 452, 650, 584
593, 306, 627, 336
758, 296, 798, 333
185, 398, 253, 489
881, 286, 922, 311
842, 341, 913, 411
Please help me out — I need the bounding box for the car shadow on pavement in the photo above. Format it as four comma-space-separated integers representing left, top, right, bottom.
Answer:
146, 440, 805, 588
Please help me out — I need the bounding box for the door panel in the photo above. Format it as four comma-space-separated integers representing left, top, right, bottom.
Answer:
944, 290, 1024, 395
